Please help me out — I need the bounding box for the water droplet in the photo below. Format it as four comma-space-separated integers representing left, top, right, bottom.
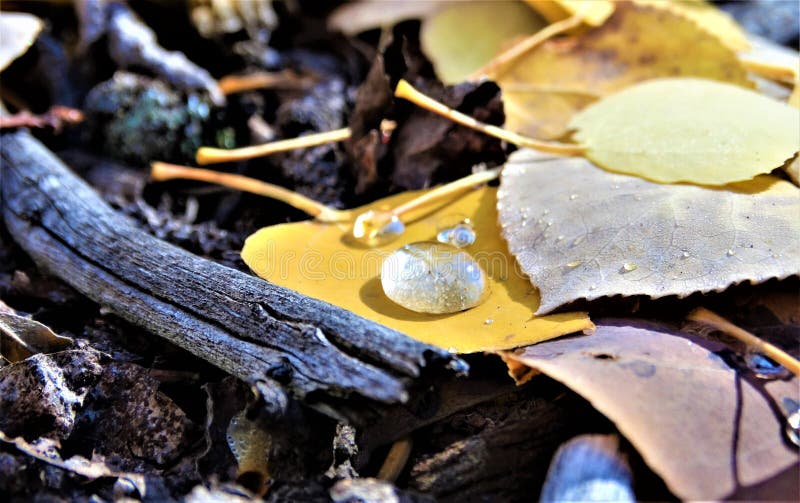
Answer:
381, 242, 489, 314
556, 235, 565, 242
634, 195, 642, 201
569, 194, 578, 200
589, 285, 597, 291
612, 184, 620, 190
621, 262, 637, 272
437, 223, 476, 248
572, 236, 585, 246
566, 260, 582, 268
681, 251, 690, 259
546, 221, 553, 227
785, 409, 800, 447
521, 220, 528, 227
745, 351, 791, 380
726, 249, 735, 257
352, 210, 405, 246
542, 208, 550, 215
484, 318, 494, 325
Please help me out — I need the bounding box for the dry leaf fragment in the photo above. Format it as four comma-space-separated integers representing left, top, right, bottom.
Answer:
569, 78, 800, 185
420, 1, 547, 84
496, 1, 752, 139
0, 12, 42, 72
498, 150, 800, 314
242, 187, 593, 353
0, 308, 73, 363
503, 320, 799, 500
0, 431, 146, 494
739, 35, 799, 84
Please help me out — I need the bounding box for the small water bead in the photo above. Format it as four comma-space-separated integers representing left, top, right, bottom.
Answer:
437, 222, 477, 248
569, 194, 578, 200
352, 210, 405, 246
744, 351, 791, 380
381, 241, 489, 314
726, 249, 735, 257
484, 318, 494, 325
566, 260, 582, 269
786, 409, 800, 447
681, 251, 690, 259
621, 262, 638, 272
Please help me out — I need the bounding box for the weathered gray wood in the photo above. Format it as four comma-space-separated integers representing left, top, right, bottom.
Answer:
0, 131, 465, 420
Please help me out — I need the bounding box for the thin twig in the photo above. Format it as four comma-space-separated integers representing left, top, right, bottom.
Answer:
376, 437, 413, 482
218, 70, 316, 95
687, 307, 800, 377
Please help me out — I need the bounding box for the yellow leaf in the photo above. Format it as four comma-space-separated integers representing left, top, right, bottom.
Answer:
242, 187, 593, 353
632, 0, 750, 51
421, 1, 547, 84
739, 36, 799, 85
497, 1, 752, 140
524, 0, 614, 26
569, 78, 800, 185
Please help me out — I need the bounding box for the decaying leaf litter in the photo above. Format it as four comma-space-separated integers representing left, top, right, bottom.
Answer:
0, 0, 798, 501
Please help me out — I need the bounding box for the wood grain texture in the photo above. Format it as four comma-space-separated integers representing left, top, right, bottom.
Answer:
0, 131, 465, 420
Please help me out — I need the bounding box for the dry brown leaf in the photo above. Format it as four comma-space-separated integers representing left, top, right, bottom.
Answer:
0, 12, 42, 72
502, 320, 799, 500
242, 187, 593, 353
0, 306, 73, 363
0, 431, 146, 494
498, 150, 800, 314
495, 1, 752, 139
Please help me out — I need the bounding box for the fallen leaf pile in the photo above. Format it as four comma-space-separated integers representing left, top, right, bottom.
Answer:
243, 187, 593, 353
239, 3, 799, 498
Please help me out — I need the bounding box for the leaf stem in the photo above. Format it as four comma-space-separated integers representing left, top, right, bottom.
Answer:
687, 307, 800, 377
150, 162, 352, 223
393, 167, 500, 217
394, 79, 584, 156
195, 120, 397, 165
196, 128, 352, 165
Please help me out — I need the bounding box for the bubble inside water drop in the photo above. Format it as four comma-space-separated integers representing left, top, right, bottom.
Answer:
437, 223, 476, 248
